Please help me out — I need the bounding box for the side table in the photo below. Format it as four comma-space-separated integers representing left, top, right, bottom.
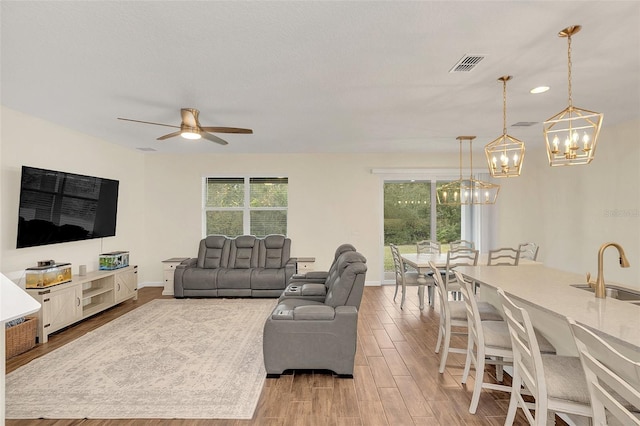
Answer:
162, 258, 189, 296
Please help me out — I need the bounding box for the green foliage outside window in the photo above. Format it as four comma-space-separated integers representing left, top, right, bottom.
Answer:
205, 177, 288, 237
384, 181, 460, 245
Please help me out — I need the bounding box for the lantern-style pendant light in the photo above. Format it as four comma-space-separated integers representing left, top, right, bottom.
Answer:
543, 25, 603, 166
485, 76, 525, 177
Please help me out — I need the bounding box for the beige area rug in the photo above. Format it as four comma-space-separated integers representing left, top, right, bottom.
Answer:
6, 298, 277, 419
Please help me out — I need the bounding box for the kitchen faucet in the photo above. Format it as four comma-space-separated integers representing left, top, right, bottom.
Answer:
587, 242, 631, 298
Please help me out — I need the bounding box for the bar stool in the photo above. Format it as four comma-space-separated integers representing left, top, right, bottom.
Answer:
568, 318, 640, 425
498, 289, 592, 425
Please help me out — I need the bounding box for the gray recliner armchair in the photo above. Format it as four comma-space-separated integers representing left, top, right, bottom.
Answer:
280, 243, 357, 303
263, 251, 367, 378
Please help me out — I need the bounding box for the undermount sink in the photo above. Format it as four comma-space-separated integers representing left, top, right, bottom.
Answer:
571, 284, 640, 302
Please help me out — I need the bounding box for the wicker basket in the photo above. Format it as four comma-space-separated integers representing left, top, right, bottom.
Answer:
5, 316, 37, 359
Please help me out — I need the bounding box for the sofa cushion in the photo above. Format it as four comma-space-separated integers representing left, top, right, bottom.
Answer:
260, 234, 290, 268
216, 269, 252, 289
324, 252, 367, 307
181, 268, 220, 290
228, 235, 258, 269
251, 268, 286, 290
197, 235, 230, 269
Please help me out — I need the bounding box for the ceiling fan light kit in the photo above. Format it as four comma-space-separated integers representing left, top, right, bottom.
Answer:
117, 108, 252, 146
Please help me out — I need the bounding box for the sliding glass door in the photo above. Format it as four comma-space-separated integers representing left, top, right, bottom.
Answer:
383, 179, 462, 280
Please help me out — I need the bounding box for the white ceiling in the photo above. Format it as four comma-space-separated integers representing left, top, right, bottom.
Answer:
2, 1, 639, 155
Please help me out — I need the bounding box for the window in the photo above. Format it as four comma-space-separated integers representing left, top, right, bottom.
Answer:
203, 177, 288, 237
374, 168, 495, 283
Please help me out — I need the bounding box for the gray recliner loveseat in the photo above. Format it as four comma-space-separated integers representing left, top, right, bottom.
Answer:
263, 250, 367, 377
174, 234, 296, 298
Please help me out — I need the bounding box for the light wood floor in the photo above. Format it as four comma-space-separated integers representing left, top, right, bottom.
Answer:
6, 285, 551, 425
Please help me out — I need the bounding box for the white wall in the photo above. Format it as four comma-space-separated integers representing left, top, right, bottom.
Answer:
495, 119, 640, 289
1, 107, 146, 283
140, 152, 458, 284
2, 106, 638, 290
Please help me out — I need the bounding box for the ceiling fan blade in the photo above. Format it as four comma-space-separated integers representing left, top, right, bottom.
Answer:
181, 108, 199, 127
117, 117, 180, 129
200, 126, 253, 134
201, 132, 229, 145
156, 130, 182, 140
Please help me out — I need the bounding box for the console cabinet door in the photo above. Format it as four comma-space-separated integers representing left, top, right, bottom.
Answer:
115, 268, 138, 302
42, 285, 82, 334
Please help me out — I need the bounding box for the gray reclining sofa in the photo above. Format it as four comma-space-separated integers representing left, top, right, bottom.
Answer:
263, 250, 367, 377
174, 234, 296, 298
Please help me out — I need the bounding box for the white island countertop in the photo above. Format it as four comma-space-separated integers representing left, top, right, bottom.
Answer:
457, 265, 640, 356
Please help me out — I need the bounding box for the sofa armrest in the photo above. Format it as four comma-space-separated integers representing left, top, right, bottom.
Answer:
284, 258, 296, 283
293, 305, 335, 320
291, 271, 328, 281
176, 258, 197, 269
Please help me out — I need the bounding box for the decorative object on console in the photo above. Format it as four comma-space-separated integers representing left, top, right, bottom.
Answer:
543, 25, 603, 166
99, 251, 130, 270
436, 136, 500, 205
25, 262, 72, 288
485, 75, 526, 178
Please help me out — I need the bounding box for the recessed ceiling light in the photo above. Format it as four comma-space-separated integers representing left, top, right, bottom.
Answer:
530, 86, 550, 94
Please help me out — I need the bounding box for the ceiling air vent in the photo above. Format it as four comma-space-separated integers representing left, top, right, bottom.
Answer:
449, 54, 486, 73
137, 147, 157, 152
511, 122, 538, 127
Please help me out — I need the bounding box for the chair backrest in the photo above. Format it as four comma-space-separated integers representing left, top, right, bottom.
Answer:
417, 240, 441, 254
455, 271, 486, 352
450, 239, 475, 250
390, 243, 406, 286
429, 261, 453, 323
259, 234, 291, 268
518, 242, 539, 261
197, 235, 231, 269
497, 288, 546, 408
228, 235, 259, 268
568, 318, 640, 425
445, 248, 478, 287
324, 251, 367, 308
487, 247, 520, 266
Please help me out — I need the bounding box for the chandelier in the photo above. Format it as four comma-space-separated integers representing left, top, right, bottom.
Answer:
485, 76, 525, 177
543, 25, 603, 166
437, 136, 500, 206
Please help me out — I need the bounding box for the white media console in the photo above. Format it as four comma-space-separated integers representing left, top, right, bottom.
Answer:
26, 265, 138, 343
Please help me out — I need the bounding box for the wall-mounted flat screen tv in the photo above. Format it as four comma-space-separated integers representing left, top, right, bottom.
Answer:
17, 166, 119, 249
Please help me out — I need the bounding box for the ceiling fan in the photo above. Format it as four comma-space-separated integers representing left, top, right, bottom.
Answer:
117, 108, 253, 145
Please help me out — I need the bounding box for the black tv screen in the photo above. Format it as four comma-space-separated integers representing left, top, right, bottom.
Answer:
17, 166, 119, 248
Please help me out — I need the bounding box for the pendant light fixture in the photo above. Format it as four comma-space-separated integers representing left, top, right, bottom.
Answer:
485, 76, 525, 177
543, 25, 603, 166
437, 136, 500, 206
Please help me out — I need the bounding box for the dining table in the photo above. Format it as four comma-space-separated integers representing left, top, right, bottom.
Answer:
400, 252, 539, 310
400, 252, 449, 310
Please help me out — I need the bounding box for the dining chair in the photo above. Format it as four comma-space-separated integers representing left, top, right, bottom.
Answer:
390, 243, 420, 309
430, 263, 503, 375
416, 240, 441, 254
487, 247, 520, 266
444, 247, 478, 298
517, 242, 539, 261
568, 318, 640, 425
456, 271, 516, 413
449, 239, 475, 250
498, 288, 591, 425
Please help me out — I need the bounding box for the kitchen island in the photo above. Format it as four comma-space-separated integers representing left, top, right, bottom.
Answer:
457, 265, 640, 360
